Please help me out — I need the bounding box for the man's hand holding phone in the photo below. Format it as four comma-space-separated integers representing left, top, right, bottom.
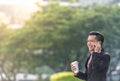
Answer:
94, 41, 101, 53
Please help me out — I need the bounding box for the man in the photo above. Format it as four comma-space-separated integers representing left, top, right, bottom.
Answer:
71, 31, 110, 81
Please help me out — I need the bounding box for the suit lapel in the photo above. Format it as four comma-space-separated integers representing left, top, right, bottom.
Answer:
85, 54, 91, 69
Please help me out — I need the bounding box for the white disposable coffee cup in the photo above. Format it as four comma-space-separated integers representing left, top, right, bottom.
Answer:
71, 61, 79, 73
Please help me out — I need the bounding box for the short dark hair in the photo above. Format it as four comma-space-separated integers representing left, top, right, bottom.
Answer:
89, 31, 104, 45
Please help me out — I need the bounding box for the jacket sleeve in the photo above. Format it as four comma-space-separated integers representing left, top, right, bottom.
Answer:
74, 70, 87, 80
92, 52, 110, 72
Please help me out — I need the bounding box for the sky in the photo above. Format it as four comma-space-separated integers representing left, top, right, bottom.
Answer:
0, 0, 39, 15
0, 0, 38, 4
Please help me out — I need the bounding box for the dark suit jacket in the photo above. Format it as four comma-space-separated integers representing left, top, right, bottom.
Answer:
75, 49, 110, 81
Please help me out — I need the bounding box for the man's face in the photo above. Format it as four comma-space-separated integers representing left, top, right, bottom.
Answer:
87, 35, 98, 52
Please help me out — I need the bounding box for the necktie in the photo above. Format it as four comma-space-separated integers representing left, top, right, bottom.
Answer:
87, 54, 92, 68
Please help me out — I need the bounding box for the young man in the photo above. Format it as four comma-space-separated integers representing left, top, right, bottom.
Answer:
71, 31, 110, 81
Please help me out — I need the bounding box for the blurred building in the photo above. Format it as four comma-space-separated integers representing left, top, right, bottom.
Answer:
0, 0, 38, 29
0, 73, 38, 81
0, 12, 10, 25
